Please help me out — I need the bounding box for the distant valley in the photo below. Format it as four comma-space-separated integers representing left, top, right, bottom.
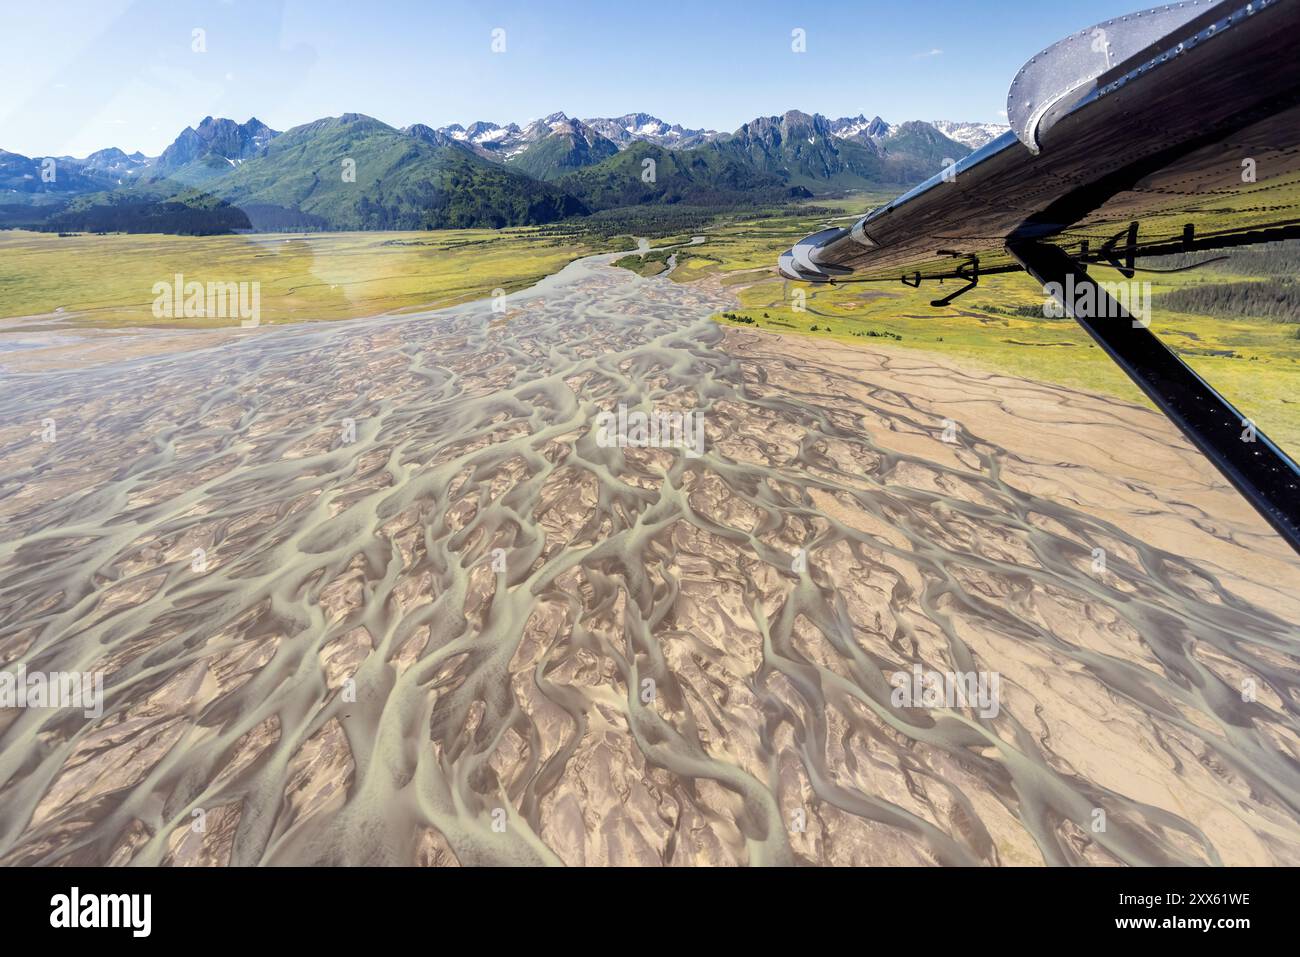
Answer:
0, 110, 1008, 234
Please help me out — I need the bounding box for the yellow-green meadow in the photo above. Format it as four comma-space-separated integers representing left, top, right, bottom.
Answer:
0, 228, 600, 329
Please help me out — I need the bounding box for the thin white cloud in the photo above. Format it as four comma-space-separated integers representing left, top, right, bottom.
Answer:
914, 48, 943, 58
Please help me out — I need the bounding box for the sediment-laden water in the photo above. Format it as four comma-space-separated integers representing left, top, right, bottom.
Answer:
1, 253, 1298, 866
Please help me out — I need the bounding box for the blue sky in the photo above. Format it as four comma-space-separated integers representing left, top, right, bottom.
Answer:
2, 0, 1148, 157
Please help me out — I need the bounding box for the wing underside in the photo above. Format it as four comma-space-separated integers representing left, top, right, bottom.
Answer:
778, 0, 1300, 553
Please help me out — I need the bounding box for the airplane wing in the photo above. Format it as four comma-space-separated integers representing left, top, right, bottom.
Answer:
780, 0, 1300, 553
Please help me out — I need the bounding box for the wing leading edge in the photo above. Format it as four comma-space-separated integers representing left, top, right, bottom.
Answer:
779, 0, 1300, 284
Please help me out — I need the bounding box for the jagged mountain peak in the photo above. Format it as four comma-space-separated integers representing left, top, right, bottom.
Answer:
155, 116, 280, 176
403, 123, 455, 147
432, 112, 723, 156
506, 117, 619, 180
580, 113, 720, 150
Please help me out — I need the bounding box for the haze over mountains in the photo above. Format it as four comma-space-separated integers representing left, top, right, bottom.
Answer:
0, 109, 1008, 233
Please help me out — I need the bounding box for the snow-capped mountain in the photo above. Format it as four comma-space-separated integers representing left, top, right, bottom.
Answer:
827, 114, 894, 143
457, 120, 521, 144
63, 147, 151, 180
439, 121, 517, 153
436, 113, 580, 158
582, 113, 721, 150
431, 112, 720, 156
824, 115, 1007, 150
930, 120, 1010, 150
425, 111, 993, 161
506, 117, 620, 180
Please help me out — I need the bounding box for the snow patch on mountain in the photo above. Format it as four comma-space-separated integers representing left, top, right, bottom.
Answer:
930, 120, 1010, 150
